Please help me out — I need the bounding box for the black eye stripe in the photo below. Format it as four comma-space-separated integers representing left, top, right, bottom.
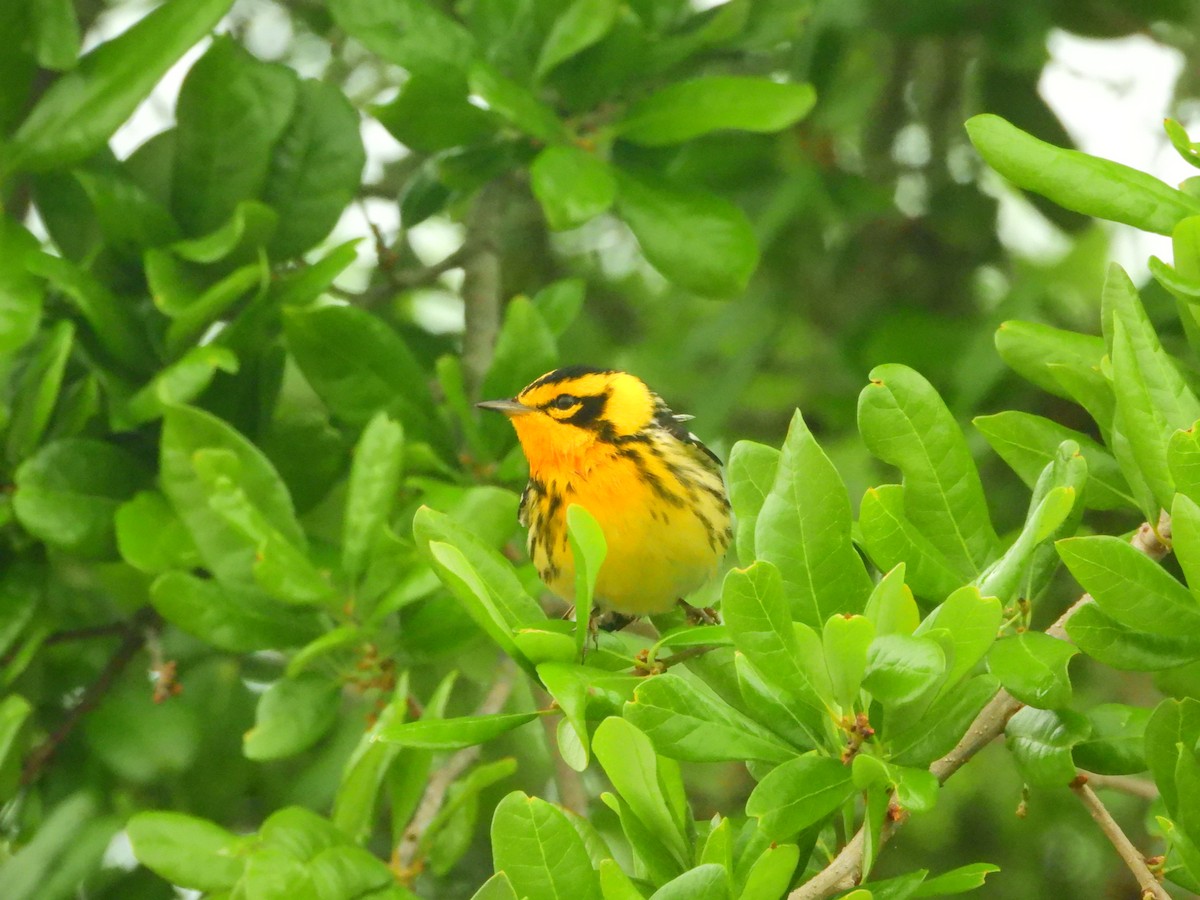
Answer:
565, 391, 609, 427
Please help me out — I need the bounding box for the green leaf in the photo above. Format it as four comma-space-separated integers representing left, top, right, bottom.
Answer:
161, 405, 303, 585
171, 37, 299, 235
284, 304, 446, 450
973, 411, 1134, 510
567, 505, 607, 657
858, 485, 966, 601
5, 320, 73, 464
726, 441, 779, 564
966, 114, 1200, 235
426, 540, 530, 671
592, 718, 689, 864
202, 468, 334, 606
735, 652, 822, 750
531, 146, 616, 231
1065, 601, 1200, 671
823, 614, 874, 711
327, 0, 477, 78
1146, 698, 1200, 817
308, 845, 396, 897
533, 278, 586, 338
0, 693, 32, 801
987, 633, 1078, 710
887, 674, 998, 767
722, 561, 829, 712
536, 0, 619, 79
116, 491, 199, 575
1004, 706, 1090, 788
372, 74, 495, 154
13, 438, 149, 557
491, 792, 601, 900
975, 485, 1077, 604
120, 346, 240, 428
913, 863, 1000, 896
1111, 319, 1176, 513
862, 634, 946, 709
127, 811, 246, 891
0, 792, 120, 900
624, 673, 796, 763
27, 252, 153, 372
619, 77, 815, 146
614, 170, 758, 298
648, 865, 728, 900
863, 564, 920, 637
73, 165, 180, 258
29, 0, 79, 71
1057, 535, 1200, 636
472, 872, 521, 900
167, 199, 278, 265
243, 674, 341, 761
5, 0, 234, 173
468, 62, 567, 142
0, 219, 43, 354
151, 573, 320, 656
343, 412, 404, 581
538, 663, 639, 772
738, 842, 800, 900
859, 365, 998, 576
414, 506, 544, 626
755, 410, 872, 625
1174, 493, 1200, 599
1074, 703, 1150, 775
377, 712, 539, 750
264, 79, 366, 258
1170, 426, 1200, 507
745, 755, 855, 841
917, 585, 1002, 691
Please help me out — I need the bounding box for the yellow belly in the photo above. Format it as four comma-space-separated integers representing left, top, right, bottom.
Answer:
527, 452, 731, 616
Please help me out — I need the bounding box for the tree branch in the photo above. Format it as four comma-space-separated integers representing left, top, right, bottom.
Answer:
460, 181, 505, 398
396, 660, 515, 877
21, 608, 159, 786
1070, 776, 1171, 900
788, 512, 1174, 900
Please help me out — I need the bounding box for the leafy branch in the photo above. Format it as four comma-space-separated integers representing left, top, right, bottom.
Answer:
789, 513, 1173, 900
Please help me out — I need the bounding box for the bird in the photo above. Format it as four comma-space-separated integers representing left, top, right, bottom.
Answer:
477, 366, 732, 624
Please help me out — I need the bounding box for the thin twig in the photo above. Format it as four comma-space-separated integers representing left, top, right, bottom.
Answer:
42, 622, 130, 645
788, 513, 1174, 900
21, 608, 160, 786
1081, 772, 1159, 801
1070, 776, 1171, 900
396, 661, 516, 875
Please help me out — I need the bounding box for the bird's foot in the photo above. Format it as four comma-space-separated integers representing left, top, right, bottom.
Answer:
678, 599, 720, 626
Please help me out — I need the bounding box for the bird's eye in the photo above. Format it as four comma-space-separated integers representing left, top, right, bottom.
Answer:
552, 394, 579, 410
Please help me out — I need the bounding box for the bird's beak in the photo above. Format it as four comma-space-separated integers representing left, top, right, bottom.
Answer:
476, 398, 535, 416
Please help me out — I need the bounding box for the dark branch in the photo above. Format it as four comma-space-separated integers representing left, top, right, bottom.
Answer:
21, 608, 160, 787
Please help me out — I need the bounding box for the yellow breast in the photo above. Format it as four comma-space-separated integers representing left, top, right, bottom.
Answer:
524, 436, 731, 615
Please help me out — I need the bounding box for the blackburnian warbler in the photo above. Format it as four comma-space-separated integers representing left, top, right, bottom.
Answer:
478, 366, 731, 619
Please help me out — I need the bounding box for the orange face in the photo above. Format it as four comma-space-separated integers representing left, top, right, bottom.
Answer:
477, 366, 656, 474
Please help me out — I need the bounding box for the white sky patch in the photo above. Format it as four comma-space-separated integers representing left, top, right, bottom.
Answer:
1036, 30, 1194, 280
